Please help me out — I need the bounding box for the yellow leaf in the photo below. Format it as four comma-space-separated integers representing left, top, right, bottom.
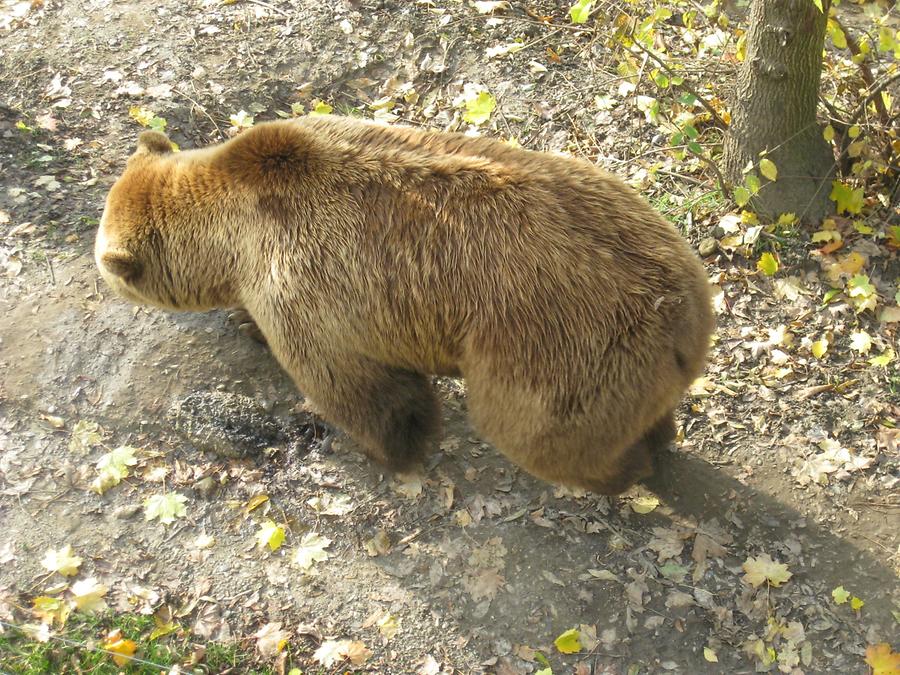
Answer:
256, 520, 286, 552
757, 252, 778, 276
41, 545, 82, 577
740, 210, 758, 225
823, 124, 835, 142
554, 628, 582, 654
704, 647, 718, 662
865, 643, 900, 675
848, 124, 861, 139
32, 596, 70, 628
831, 585, 850, 604
777, 212, 797, 226
742, 553, 792, 587
630, 495, 659, 514
309, 100, 333, 116
838, 251, 865, 275
869, 348, 895, 367
245, 494, 269, 513
70, 578, 108, 613
759, 158, 777, 181
102, 629, 137, 667
850, 596, 865, 611
462, 91, 496, 125
377, 612, 400, 640
811, 339, 829, 359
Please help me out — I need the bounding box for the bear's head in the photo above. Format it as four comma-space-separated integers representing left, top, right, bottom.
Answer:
95, 130, 240, 312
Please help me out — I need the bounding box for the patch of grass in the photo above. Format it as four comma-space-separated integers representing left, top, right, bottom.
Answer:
0, 612, 290, 674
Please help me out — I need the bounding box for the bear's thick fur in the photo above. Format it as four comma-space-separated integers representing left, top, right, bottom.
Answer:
95, 116, 714, 495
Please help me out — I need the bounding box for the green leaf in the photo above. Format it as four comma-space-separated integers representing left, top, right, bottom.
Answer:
745, 173, 761, 195
869, 348, 894, 368
554, 628, 582, 654
734, 186, 750, 207
811, 0, 823, 12
462, 91, 496, 125
822, 288, 841, 305
687, 141, 702, 154
96, 446, 138, 482
832, 586, 851, 604
568, 0, 594, 24
823, 124, 835, 142
757, 252, 778, 276
683, 124, 699, 140
144, 493, 188, 525
829, 180, 864, 214
827, 18, 847, 49
759, 158, 777, 181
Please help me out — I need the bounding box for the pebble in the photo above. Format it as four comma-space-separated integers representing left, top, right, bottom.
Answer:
698, 236, 718, 257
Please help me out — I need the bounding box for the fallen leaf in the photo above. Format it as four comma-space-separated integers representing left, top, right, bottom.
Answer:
256, 520, 286, 552
630, 495, 659, 514
144, 493, 187, 525
70, 578, 108, 613
865, 643, 900, 675
292, 532, 331, 570
102, 629, 137, 667
41, 544, 82, 577
742, 553, 792, 587
554, 627, 581, 654
831, 585, 850, 604
254, 622, 289, 658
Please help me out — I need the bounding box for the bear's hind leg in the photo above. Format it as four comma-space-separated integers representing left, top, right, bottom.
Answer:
293, 359, 439, 473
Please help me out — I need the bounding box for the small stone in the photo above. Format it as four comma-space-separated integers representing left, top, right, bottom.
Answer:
698, 237, 718, 257
114, 503, 142, 519
194, 476, 217, 498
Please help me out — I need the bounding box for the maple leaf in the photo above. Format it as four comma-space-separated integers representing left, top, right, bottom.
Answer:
377, 612, 400, 640
254, 622, 290, 657
144, 493, 187, 525
307, 493, 353, 516
555, 628, 582, 654
41, 544, 82, 577
742, 554, 792, 587
343, 640, 373, 665
462, 90, 496, 125
292, 532, 331, 570
102, 629, 137, 667
256, 520, 286, 552
829, 180, 864, 214
757, 252, 778, 276
69, 420, 101, 452
865, 643, 900, 675
314, 639, 348, 667
70, 578, 108, 613
832, 586, 850, 604
92, 446, 138, 494
32, 596, 70, 628
308, 99, 332, 116
463, 568, 505, 600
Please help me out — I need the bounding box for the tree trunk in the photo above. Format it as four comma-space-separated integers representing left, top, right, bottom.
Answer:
723, 0, 835, 223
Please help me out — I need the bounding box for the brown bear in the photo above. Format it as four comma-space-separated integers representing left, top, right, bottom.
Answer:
94, 115, 714, 495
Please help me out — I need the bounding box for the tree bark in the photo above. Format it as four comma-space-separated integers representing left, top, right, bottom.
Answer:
723, 0, 835, 223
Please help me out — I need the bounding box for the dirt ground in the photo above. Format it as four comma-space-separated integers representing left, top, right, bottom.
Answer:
1, 0, 898, 673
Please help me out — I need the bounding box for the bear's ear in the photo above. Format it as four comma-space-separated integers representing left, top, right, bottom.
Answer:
136, 131, 173, 156
101, 249, 143, 282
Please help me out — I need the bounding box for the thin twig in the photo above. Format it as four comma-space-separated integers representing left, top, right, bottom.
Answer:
174, 87, 222, 139
846, 70, 900, 128
629, 34, 728, 129
242, 0, 290, 17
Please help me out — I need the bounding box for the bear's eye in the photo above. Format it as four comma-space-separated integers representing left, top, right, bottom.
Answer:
102, 249, 144, 283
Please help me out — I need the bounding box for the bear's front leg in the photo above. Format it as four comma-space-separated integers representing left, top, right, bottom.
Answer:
288, 355, 440, 473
